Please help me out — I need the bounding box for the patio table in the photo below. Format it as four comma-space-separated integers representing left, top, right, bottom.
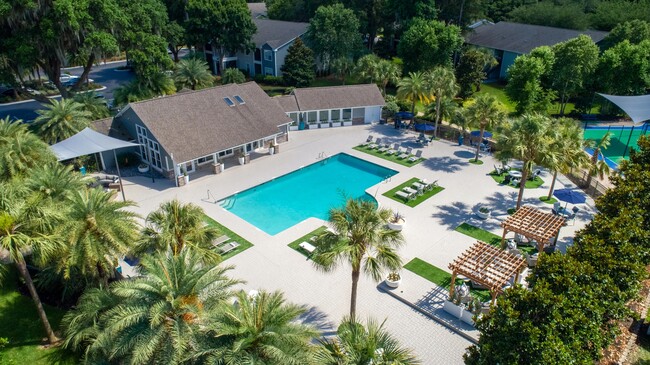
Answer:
508, 170, 522, 179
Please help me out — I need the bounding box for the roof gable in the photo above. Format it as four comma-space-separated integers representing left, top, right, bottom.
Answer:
252, 18, 309, 49
290, 84, 385, 111
123, 82, 291, 163
466, 21, 609, 54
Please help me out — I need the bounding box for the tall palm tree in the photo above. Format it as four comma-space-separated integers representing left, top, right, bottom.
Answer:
465, 94, 505, 162
141, 71, 177, 97
113, 80, 150, 106
317, 316, 420, 365
62, 249, 242, 364
495, 114, 554, 209
58, 189, 140, 287
136, 199, 221, 262
72, 91, 110, 120
375, 59, 401, 95
0, 183, 61, 344
427, 98, 463, 137
425, 67, 459, 138
24, 163, 88, 202
331, 57, 354, 85
542, 119, 590, 200
33, 98, 92, 144
397, 72, 430, 121
0, 117, 56, 181
196, 290, 318, 364
584, 132, 611, 189
222, 68, 246, 84
174, 58, 214, 91
312, 198, 404, 317
354, 54, 380, 84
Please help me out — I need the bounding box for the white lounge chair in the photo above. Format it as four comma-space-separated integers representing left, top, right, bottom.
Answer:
402, 187, 418, 195
369, 138, 382, 149
395, 191, 414, 201
211, 235, 230, 249
218, 241, 240, 254
298, 241, 317, 254
408, 150, 423, 162
398, 147, 412, 159
386, 143, 400, 155
362, 135, 374, 146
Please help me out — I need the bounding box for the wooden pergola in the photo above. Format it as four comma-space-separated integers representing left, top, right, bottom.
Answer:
500, 205, 566, 253
449, 241, 527, 305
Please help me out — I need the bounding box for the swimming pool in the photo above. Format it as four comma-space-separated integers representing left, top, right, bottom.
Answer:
220, 153, 397, 235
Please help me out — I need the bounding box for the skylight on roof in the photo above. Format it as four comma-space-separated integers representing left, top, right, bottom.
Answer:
224, 97, 235, 106
234, 95, 245, 104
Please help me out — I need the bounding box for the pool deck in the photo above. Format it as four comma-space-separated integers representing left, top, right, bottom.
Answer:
121, 124, 596, 364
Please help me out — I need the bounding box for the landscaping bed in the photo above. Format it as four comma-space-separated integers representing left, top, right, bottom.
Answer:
353, 145, 425, 167
382, 177, 444, 207
288, 226, 328, 258
203, 215, 253, 259
455, 222, 537, 255
404, 258, 490, 302
489, 169, 544, 189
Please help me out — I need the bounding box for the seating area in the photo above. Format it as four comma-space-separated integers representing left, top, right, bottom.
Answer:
384, 177, 444, 207
490, 166, 544, 189
354, 135, 425, 167
211, 234, 241, 254
88, 174, 121, 192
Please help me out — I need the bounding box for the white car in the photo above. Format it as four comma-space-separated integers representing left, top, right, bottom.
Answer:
60, 73, 93, 85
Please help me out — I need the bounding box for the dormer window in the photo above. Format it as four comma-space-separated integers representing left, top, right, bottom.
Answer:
224, 97, 235, 106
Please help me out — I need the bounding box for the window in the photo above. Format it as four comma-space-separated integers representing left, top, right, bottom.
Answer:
136, 124, 147, 137
288, 112, 298, 125
254, 48, 261, 61
218, 149, 234, 157
264, 67, 274, 75
307, 111, 317, 124
233, 95, 245, 104
342, 108, 352, 120
331, 109, 340, 121
319, 110, 329, 122
223, 97, 235, 106
264, 49, 272, 61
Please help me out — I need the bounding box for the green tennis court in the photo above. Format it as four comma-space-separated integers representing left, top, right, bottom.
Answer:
583, 126, 648, 164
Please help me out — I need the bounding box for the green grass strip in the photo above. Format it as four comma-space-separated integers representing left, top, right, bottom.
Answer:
203, 215, 253, 260
469, 159, 484, 165
455, 222, 537, 256
287, 226, 329, 257
539, 196, 557, 204
353, 145, 425, 167
488, 169, 544, 189
404, 258, 491, 302
382, 177, 445, 207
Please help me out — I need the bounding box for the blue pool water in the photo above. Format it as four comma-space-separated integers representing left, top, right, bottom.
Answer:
220, 153, 397, 235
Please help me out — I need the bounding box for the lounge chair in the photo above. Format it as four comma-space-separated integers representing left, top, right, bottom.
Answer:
211, 235, 230, 248
412, 180, 426, 190
395, 191, 414, 202
408, 150, 423, 162
362, 135, 374, 146
386, 143, 400, 155
398, 147, 413, 159
369, 138, 381, 149
299, 241, 317, 254
402, 187, 418, 195
218, 241, 240, 254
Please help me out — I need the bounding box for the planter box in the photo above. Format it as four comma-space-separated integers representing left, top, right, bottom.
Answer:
319, 122, 330, 128
269, 147, 275, 155
476, 210, 491, 220
331, 121, 343, 127
387, 219, 405, 231
289, 125, 299, 131
460, 309, 476, 325
238, 157, 245, 165
343, 121, 353, 127
443, 300, 464, 319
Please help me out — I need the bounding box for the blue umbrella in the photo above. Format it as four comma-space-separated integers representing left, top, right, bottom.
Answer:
553, 188, 586, 205
415, 124, 435, 132
396, 111, 414, 119
470, 130, 493, 138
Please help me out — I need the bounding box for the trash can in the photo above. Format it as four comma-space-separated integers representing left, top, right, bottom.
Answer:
458, 135, 464, 146
79, 166, 86, 175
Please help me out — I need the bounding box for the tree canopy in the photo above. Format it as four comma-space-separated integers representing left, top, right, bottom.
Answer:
307, 3, 363, 70
282, 38, 316, 87
397, 18, 462, 73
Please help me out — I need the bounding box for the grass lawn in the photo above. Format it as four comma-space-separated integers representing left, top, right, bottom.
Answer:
404, 258, 491, 302
469, 159, 484, 165
472, 83, 578, 116
353, 145, 425, 167
203, 215, 253, 260
0, 270, 76, 364
382, 177, 445, 207
488, 169, 544, 189
539, 196, 557, 204
455, 222, 537, 255
287, 226, 328, 258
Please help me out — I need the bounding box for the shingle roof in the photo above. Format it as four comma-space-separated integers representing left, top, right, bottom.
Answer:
91, 117, 132, 141
466, 21, 609, 54
252, 18, 308, 49
275, 95, 299, 112
123, 82, 291, 163
289, 84, 385, 111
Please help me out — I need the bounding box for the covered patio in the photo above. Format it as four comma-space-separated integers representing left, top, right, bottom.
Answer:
500, 205, 566, 253
448, 241, 527, 305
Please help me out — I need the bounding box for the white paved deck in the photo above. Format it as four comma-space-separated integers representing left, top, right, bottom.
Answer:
121, 124, 595, 364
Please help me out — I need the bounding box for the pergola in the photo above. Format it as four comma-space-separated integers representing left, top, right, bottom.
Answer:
448, 241, 526, 304
500, 206, 566, 253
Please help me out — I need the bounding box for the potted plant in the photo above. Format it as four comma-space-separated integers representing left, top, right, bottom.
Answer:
387, 212, 405, 231
385, 272, 401, 288
237, 150, 246, 165
269, 142, 276, 155
443, 291, 465, 319
476, 206, 491, 220
137, 163, 149, 173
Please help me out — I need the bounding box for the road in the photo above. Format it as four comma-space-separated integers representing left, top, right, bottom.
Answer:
0, 49, 189, 121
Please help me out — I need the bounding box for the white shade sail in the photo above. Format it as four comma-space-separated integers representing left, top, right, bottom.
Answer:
50, 127, 139, 161
598, 93, 650, 124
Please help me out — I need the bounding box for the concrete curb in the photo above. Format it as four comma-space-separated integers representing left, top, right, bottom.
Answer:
378, 283, 479, 345
0, 85, 107, 107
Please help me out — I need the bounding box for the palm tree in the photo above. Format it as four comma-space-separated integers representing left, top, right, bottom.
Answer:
0, 117, 56, 181
354, 54, 380, 84
62, 249, 242, 364
317, 316, 420, 364
465, 94, 505, 162
375, 59, 401, 95
196, 290, 318, 364
222, 68, 246, 84
174, 58, 214, 90
0, 183, 61, 344
24, 163, 88, 202
33, 98, 92, 144
584, 132, 611, 189
136, 199, 221, 262
426, 98, 463, 137
495, 114, 554, 209
331, 57, 355, 85
397, 72, 430, 121
58, 189, 140, 287
113, 80, 150, 106
312, 198, 404, 317
141, 71, 177, 97
425, 67, 459, 138
542, 119, 590, 200
73, 91, 110, 120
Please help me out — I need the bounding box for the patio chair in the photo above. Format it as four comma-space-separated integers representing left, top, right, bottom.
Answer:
480, 143, 491, 153
402, 187, 418, 196
211, 235, 230, 249
395, 191, 414, 202
362, 135, 374, 146
528, 169, 541, 181
218, 241, 240, 254
369, 138, 382, 149
299, 241, 317, 254
386, 143, 400, 155
398, 147, 413, 159
408, 150, 423, 162
503, 175, 511, 185
412, 180, 427, 190
511, 177, 520, 186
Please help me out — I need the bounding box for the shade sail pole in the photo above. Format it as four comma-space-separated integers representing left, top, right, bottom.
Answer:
113, 150, 126, 202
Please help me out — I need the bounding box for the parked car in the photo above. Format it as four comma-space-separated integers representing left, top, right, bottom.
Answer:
60, 73, 93, 86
